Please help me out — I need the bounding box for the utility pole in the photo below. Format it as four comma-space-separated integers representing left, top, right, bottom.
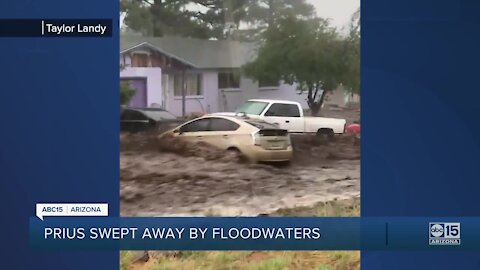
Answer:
181, 69, 186, 117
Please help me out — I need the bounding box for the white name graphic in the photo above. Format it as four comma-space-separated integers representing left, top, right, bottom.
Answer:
36, 203, 108, 220
42, 22, 107, 35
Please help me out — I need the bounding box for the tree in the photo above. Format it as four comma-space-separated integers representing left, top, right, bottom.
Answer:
120, 65, 136, 105
194, 0, 249, 39
243, 16, 355, 115
120, 0, 315, 40
342, 8, 360, 95
121, 0, 210, 37
221, 0, 316, 41
120, 82, 136, 106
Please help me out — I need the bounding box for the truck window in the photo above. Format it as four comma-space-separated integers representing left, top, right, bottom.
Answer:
235, 101, 269, 115
265, 104, 300, 117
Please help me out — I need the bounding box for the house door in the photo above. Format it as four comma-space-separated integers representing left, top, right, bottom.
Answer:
162, 75, 169, 110
124, 78, 147, 107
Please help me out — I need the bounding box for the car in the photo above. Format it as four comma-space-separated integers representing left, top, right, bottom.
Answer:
213, 99, 346, 137
161, 115, 293, 163
120, 107, 183, 133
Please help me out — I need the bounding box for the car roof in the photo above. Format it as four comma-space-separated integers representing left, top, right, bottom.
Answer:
201, 114, 279, 127
247, 99, 300, 105
124, 107, 168, 112
201, 114, 242, 122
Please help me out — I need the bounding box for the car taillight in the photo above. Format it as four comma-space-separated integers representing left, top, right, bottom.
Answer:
286, 135, 292, 146
253, 132, 261, 146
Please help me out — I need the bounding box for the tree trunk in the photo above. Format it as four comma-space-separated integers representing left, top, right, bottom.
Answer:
308, 89, 328, 116
318, 89, 327, 109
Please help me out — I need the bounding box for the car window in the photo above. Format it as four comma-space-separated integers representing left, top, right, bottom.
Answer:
180, 118, 210, 132
121, 110, 148, 121
264, 104, 300, 117
141, 110, 177, 121
210, 118, 240, 131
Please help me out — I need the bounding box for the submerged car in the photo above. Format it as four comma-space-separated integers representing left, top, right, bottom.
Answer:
120, 107, 183, 133
161, 115, 293, 163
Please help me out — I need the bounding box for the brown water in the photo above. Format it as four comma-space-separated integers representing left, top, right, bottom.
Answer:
120, 133, 360, 217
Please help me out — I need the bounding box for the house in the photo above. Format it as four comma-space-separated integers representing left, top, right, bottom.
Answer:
120, 35, 359, 116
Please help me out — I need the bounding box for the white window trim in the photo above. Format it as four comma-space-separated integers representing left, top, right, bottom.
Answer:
173, 73, 203, 97
258, 86, 280, 91
219, 87, 241, 92
174, 95, 204, 99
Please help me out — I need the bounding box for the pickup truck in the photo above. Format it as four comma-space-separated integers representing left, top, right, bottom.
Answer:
213, 99, 346, 137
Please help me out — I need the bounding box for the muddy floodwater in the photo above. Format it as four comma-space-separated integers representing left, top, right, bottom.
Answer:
120, 133, 360, 217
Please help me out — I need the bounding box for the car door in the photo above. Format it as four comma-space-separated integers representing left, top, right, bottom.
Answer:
263, 103, 303, 132
176, 118, 211, 143
120, 109, 150, 133
204, 118, 241, 149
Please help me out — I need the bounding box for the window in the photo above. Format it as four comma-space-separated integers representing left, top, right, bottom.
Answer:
218, 72, 240, 89
141, 110, 177, 121
174, 74, 202, 96
265, 104, 300, 117
180, 118, 210, 132
120, 110, 148, 121
235, 101, 268, 115
258, 78, 280, 88
131, 53, 149, 67
209, 118, 240, 131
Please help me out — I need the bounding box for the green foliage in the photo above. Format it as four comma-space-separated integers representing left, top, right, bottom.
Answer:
342, 8, 360, 94
120, 81, 136, 106
121, 0, 210, 38
244, 15, 356, 114
120, 0, 315, 40
120, 65, 136, 106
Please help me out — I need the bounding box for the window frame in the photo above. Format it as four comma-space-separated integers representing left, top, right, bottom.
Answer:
264, 103, 301, 117
218, 71, 241, 89
209, 118, 240, 132
179, 118, 211, 133
173, 73, 203, 97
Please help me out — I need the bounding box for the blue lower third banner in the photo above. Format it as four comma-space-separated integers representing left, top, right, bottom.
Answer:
29, 217, 480, 250
0, 19, 112, 37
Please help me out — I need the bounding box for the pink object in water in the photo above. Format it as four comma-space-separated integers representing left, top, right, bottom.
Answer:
346, 123, 360, 134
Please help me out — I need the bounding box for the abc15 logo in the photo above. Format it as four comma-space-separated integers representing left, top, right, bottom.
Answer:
429, 223, 460, 239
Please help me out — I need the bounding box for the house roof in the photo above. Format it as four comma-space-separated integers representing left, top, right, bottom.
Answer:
120, 35, 258, 69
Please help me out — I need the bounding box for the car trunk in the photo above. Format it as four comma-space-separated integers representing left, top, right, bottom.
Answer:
255, 129, 290, 150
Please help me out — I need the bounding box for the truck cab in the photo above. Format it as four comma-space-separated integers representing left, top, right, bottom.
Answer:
222, 99, 346, 135
237, 100, 305, 132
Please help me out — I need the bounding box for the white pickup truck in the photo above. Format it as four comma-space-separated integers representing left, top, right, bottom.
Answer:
214, 99, 346, 137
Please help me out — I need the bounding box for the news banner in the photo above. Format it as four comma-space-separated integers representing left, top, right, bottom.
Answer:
30, 203, 480, 250
0, 19, 112, 37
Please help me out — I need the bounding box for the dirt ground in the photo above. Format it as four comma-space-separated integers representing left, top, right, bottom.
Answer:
120, 110, 360, 217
